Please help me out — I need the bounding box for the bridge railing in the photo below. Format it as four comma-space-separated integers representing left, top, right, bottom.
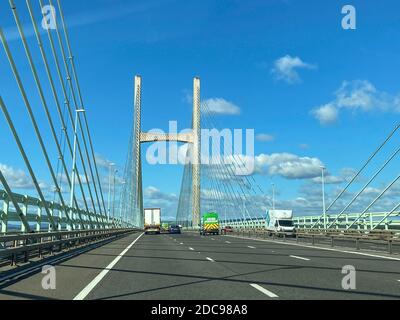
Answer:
0, 189, 133, 234
228, 228, 400, 254
215, 212, 400, 231
0, 228, 138, 270
294, 212, 400, 231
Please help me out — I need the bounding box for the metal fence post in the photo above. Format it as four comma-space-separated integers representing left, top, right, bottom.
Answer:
21, 196, 28, 233
36, 205, 42, 232
388, 240, 393, 254
2, 196, 9, 233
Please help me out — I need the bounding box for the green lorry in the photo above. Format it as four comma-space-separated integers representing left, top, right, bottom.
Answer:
200, 212, 219, 236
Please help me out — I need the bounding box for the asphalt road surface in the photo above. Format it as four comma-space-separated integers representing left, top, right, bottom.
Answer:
0, 231, 399, 300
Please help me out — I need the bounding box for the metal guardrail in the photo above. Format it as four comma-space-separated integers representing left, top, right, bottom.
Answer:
229, 228, 400, 254
294, 212, 400, 231
216, 211, 400, 232
0, 228, 139, 266
0, 189, 134, 233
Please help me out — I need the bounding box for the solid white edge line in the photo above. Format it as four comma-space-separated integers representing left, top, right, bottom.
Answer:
290, 255, 310, 261
225, 235, 400, 261
250, 284, 278, 298
73, 232, 144, 300
206, 257, 215, 262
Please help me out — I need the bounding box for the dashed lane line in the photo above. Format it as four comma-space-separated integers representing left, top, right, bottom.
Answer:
250, 284, 279, 298
290, 255, 310, 261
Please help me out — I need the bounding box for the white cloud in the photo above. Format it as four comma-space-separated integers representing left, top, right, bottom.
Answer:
95, 154, 114, 170
256, 133, 275, 142
0, 163, 48, 191
312, 80, 400, 125
254, 153, 324, 180
144, 186, 177, 202
272, 55, 316, 84
311, 103, 338, 125
203, 98, 241, 115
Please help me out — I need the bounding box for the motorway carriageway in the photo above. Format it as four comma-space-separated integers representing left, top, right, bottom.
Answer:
0, 231, 399, 300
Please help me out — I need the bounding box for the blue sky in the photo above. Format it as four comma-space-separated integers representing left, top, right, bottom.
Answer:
1, 0, 400, 220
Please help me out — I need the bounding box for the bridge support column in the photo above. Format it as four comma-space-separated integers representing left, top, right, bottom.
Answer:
134, 75, 144, 227
192, 77, 201, 228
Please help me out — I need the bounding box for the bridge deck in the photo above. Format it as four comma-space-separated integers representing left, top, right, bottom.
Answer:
0, 232, 399, 300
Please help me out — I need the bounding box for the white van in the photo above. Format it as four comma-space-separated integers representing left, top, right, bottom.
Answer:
266, 210, 295, 236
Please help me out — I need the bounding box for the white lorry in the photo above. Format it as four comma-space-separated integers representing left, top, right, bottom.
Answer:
266, 209, 295, 236
144, 208, 161, 235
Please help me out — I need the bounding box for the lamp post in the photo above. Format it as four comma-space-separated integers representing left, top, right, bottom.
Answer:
272, 183, 275, 210
117, 180, 126, 226
107, 162, 115, 222
321, 166, 327, 230
112, 169, 118, 221
69, 109, 85, 231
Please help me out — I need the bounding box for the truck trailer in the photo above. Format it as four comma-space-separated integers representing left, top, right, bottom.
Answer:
144, 208, 161, 235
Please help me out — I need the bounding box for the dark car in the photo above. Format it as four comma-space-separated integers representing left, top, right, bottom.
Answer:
169, 225, 181, 234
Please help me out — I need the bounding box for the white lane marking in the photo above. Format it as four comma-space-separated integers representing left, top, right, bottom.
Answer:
189, 247, 194, 251
73, 233, 144, 300
250, 284, 279, 298
224, 235, 400, 262
211, 238, 215, 240
180, 243, 184, 245
247, 246, 256, 249
206, 257, 215, 262
225, 241, 231, 244
290, 255, 310, 261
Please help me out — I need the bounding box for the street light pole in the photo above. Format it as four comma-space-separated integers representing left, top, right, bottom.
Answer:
107, 162, 115, 223
69, 109, 85, 231
272, 183, 275, 210
321, 166, 327, 230
112, 169, 118, 221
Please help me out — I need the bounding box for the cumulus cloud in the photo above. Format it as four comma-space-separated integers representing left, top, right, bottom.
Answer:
95, 153, 115, 170
311, 103, 338, 125
272, 55, 316, 84
254, 153, 324, 180
143, 186, 178, 220
144, 186, 178, 202
312, 80, 400, 125
0, 163, 48, 191
256, 133, 275, 142
203, 98, 241, 115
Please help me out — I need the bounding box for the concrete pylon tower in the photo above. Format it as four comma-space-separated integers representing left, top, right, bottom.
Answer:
133, 76, 201, 228
192, 77, 201, 227
133, 76, 144, 227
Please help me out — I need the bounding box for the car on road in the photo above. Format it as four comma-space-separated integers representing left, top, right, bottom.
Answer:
222, 226, 234, 233
169, 225, 181, 234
